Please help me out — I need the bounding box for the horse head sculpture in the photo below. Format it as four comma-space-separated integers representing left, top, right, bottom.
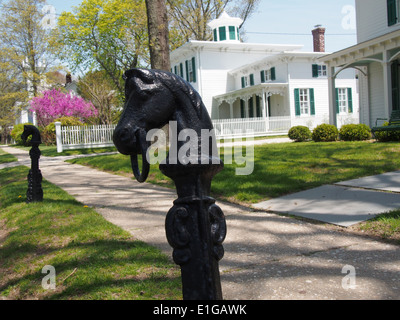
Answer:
21, 125, 42, 146
113, 68, 227, 300
113, 68, 221, 183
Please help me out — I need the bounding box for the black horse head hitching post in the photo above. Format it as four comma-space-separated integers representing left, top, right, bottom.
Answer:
113, 68, 227, 300
21, 125, 43, 203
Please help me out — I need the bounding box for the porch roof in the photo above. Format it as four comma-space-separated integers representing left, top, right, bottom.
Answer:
318, 29, 400, 69
213, 83, 288, 104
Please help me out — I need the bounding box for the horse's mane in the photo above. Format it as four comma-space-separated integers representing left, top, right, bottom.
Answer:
124, 68, 205, 120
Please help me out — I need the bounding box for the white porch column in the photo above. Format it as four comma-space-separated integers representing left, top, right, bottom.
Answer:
327, 66, 337, 127
229, 101, 234, 119
262, 90, 267, 119
245, 98, 249, 118
382, 51, 392, 118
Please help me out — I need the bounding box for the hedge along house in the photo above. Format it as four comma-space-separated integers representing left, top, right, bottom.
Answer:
319, 0, 400, 128
170, 12, 359, 137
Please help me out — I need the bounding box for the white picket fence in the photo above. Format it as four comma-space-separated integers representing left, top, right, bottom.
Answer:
55, 114, 361, 152
55, 122, 116, 153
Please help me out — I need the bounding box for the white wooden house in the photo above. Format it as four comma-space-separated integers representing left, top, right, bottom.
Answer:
320, 0, 400, 128
170, 12, 359, 136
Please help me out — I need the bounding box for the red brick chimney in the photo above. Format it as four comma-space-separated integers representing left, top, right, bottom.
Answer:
66, 73, 72, 84
312, 25, 326, 52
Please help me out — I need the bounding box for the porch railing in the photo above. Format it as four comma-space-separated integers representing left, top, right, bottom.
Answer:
55, 115, 358, 152
212, 116, 292, 139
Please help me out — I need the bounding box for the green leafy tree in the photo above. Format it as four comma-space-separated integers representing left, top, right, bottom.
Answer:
0, 47, 28, 143
0, 0, 58, 97
55, 0, 149, 96
77, 70, 121, 125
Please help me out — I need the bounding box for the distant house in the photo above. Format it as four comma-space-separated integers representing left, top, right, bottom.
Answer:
320, 0, 400, 127
170, 11, 358, 136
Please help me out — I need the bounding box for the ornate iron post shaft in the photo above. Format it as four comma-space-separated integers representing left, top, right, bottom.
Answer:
22, 125, 43, 203
160, 162, 226, 300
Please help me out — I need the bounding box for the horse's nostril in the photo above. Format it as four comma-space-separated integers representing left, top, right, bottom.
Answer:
120, 128, 132, 142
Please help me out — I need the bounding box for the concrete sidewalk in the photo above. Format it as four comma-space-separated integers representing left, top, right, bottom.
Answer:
1, 145, 400, 300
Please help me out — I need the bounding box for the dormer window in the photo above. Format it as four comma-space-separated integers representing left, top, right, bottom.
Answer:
261, 67, 276, 82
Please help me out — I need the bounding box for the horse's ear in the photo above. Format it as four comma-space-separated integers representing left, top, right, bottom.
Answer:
124, 69, 156, 100
124, 69, 154, 84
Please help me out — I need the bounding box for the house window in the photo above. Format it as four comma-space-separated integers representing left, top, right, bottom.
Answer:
388, 0, 398, 26
261, 67, 276, 82
294, 88, 316, 116
312, 64, 327, 77
219, 26, 227, 41
337, 88, 348, 113
241, 76, 248, 88
299, 89, 310, 115
229, 26, 236, 40
336, 88, 353, 114
241, 74, 254, 88
186, 57, 196, 83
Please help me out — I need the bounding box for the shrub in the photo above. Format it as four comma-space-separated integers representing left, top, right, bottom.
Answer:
42, 116, 84, 145
339, 124, 372, 141
288, 126, 312, 142
312, 124, 339, 142
373, 122, 400, 142
10, 123, 33, 145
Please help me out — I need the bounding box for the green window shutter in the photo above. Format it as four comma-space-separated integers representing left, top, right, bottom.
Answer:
179, 63, 183, 77
219, 26, 226, 41
388, 0, 398, 26
185, 60, 189, 81
260, 70, 265, 83
392, 61, 400, 110
250, 74, 255, 86
347, 88, 353, 113
271, 67, 276, 81
241, 76, 245, 88
249, 97, 254, 118
174, 66, 177, 75
312, 64, 319, 78
229, 26, 236, 40
191, 57, 196, 83
294, 89, 301, 116
256, 96, 261, 117
309, 88, 315, 115
335, 88, 340, 114
213, 29, 218, 41
240, 100, 245, 118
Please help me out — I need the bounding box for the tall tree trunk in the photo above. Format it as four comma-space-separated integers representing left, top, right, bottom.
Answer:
145, 0, 171, 71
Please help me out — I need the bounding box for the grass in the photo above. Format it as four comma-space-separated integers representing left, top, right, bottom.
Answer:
68, 141, 400, 204
0, 149, 17, 164
14, 145, 117, 157
354, 210, 400, 243
0, 166, 181, 300
67, 140, 400, 244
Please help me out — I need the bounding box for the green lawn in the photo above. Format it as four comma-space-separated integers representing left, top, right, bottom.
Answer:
0, 149, 17, 164
67, 140, 400, 243
68, 141, 400, 204
0, 166, 181, 300
15, 145, 117, 157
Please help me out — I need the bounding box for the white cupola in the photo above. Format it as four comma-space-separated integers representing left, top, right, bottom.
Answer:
207, 11, 243, 43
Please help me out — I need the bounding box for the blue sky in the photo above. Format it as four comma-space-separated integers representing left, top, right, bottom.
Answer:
47, 0, 357, 53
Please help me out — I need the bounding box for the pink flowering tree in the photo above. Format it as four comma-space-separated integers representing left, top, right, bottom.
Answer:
30, 89, 98, 127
